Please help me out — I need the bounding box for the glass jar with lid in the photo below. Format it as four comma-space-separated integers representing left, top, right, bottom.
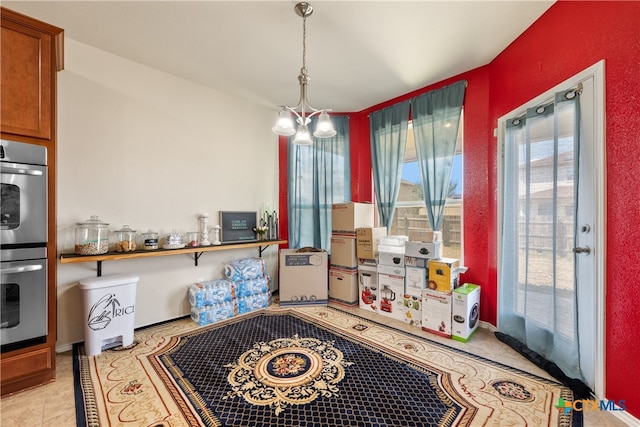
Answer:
140, 229, 159, 250
163, 230, 184, 249
186, 231, 200, 247
113, 225, 137, 252
75, 215, 109, 255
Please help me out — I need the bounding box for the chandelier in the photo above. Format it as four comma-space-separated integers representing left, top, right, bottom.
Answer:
272, 2, 336, 145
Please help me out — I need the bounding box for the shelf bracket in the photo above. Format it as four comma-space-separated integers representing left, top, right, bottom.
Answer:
97, 261, 103, 277
259, 245, 268, 257
194, 252, 204, 266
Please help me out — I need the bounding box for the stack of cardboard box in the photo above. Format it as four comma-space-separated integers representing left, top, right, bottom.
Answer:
352, 223, 480, 342
329, 202, 374, 306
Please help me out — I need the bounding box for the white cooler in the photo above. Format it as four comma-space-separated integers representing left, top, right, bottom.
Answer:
79, 274, 139, 356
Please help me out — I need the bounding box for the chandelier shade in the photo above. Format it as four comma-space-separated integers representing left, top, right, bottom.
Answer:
293, 125, 313, 145
273, 2, 336, 144
272, 110, 296, 136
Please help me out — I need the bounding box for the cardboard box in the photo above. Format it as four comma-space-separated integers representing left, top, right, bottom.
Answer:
356, 227, 387, 260
358, 258, 377, 267
330, 235, 358, 270
329, 268, 358, 306
379, 235, 408, 246
378, 251, 405, 267
377, 268, 405, 321
405, 256, 428, 268
405, 266, 427, 294
377, 264, 405, 277
422, 289, 452, 338
358, 264, 379, 313
452, 284, 481, 342
428, 258, 460, 292
331, 202, 374, 235
279, 250, 328, 306
405, 241, 442, 260
402, 292, 422, 327
408, 230, 434, 242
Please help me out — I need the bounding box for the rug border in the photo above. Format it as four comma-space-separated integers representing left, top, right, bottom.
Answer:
73, 342, 98, 427
73, 306, 583, 427
322, 305, 583, 426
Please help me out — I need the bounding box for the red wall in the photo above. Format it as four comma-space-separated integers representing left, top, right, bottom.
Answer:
279, 1, 640, 417
489, 1, 640, 417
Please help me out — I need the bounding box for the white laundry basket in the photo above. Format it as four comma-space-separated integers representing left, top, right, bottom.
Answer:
78, 274, 139, 356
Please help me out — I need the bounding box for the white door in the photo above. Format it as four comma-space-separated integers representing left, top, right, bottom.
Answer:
498, 61, 605, 396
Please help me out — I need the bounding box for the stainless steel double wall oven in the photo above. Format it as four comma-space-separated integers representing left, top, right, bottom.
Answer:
1, 139, 49, 352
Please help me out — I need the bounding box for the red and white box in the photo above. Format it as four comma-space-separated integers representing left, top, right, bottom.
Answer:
377, 264, 405, 321
330, 235, 358, 270
358, 264, 379, 313
422, 289, 452, 338
403, 293, 422, 328
329, 268, 358, 306
405, 266, 427, 294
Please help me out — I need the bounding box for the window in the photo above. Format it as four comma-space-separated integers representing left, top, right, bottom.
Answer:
391, 118, 463, 260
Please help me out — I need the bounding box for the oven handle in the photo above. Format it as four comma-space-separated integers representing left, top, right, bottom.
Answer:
1, 165, 44, 176
1, 264, 43, 274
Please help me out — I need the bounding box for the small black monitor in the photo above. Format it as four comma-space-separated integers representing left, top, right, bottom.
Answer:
219, 211, 257, 243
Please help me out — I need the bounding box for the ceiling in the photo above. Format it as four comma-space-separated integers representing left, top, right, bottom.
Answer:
3, 1, 554, 113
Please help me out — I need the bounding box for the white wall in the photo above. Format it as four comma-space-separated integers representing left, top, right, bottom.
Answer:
55, 39, 280, 351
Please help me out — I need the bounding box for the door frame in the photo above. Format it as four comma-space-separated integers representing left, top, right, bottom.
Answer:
496, 60, 606, 398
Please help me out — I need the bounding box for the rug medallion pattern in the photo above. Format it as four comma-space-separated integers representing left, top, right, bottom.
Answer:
74, 306, 578, 426
222, 334, 353, 415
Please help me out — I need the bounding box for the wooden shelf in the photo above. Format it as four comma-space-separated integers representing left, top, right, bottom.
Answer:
59, 239, 287, 276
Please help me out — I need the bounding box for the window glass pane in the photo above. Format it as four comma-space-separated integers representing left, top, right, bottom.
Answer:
388, 120, 463, 260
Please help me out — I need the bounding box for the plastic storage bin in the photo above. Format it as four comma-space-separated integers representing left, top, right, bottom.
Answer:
78, 274, 139, 356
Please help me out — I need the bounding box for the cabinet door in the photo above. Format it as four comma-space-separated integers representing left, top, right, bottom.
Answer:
1, 17, 53, 140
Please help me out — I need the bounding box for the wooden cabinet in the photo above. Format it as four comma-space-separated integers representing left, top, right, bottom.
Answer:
1, 7, 63, 396
1, 8, 63, 141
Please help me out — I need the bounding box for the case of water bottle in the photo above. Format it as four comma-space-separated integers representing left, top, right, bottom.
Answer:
188, 276, 270, 326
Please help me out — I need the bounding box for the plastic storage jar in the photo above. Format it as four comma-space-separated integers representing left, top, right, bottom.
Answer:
141, 230, 159, 250
113, 225, 137, 252
75, 215, 110, 255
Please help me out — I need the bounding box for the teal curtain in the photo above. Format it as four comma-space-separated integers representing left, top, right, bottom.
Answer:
288, 116, 351, 250
370, 102, 410, 229
411, 80, 466, 233
499, 86, 583, 381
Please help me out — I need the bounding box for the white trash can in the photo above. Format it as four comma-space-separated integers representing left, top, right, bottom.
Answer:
79, 274, 139, 356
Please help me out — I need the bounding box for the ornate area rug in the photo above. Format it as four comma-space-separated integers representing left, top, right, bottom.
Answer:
74, 306, 580, 426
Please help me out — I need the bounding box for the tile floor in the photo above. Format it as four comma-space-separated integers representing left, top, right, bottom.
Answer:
0, 303, 632, 426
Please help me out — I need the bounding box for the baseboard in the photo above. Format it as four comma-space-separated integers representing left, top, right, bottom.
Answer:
478, 320, 497, 332
610, 407, 639, 426
56, 343, 73, 353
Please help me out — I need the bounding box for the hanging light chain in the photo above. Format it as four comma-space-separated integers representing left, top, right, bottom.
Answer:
301, 13, 307, 75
